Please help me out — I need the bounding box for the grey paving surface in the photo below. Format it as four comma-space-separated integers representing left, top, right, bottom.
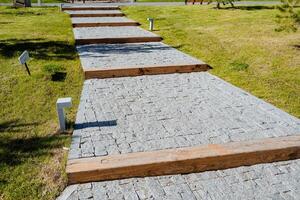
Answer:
77, 42, 204, 70
73, 26, 159, 39
62, 159, 300, 200
63, 5, 120, 9
69, 72, 300, 160
71, 17, 136, 24
58, 4, 300, 200
65, 10, 123, 15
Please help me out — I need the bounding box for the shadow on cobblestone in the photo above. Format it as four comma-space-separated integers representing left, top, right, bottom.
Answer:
77, 43, 171, 57
74, 120, 117, 130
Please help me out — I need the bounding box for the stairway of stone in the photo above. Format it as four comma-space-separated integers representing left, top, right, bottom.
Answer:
57, 4, 300, 200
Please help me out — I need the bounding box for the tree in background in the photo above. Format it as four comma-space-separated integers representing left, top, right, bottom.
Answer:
276, 0, 300, 32
215, 0, 235, 9
185, 0, 236, 8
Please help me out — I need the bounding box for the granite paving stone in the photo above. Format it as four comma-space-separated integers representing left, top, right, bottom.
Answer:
62, 5, 119, 9
58, 6, 300, 200
62, 159, 300, 200
77, 42, 205, 70
73, 26, 160, 40
65, 10, 123, 15
71, 17, 137, 24
69, 72, 300, 160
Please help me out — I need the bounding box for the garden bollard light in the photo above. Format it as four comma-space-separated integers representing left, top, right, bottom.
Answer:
147, 18, 154, 31
56, 97, 72, 132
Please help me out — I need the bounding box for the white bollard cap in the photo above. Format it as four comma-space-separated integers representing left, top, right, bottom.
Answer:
56, 97, 72, 109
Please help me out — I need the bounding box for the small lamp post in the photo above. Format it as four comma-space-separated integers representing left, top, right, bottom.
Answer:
147, 18, 154, 31
56, 97, 72, 132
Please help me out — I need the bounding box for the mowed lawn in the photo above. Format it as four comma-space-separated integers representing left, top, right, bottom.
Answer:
123, 5, 300, 118
0, 7, 83, 200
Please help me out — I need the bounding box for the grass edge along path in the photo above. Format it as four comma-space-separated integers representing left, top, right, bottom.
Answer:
0, 6, 83, 200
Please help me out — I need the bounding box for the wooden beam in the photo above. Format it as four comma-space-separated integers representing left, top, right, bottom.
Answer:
73, 22, 140, 28
84, 64, 212, 79
75, 36, 162, 45
63, 7, 120, 11
67, 135, 300, 184
70, 13, 125, 17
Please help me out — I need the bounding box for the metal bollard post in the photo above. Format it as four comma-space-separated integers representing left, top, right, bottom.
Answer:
147, 18, 154, 31
56, 97, 72, 132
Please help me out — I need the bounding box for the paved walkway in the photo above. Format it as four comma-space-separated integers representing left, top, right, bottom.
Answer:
58, 5, 300, 200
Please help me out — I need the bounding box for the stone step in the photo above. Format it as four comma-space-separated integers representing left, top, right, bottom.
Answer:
62, 6, 120, 11
65, 10, 124, 17
76, 42, 210, 78
66, 135, 300, 184
73, 26, 162, 45
72, 17, 140, 27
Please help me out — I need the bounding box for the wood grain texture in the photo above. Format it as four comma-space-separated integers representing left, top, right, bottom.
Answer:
84, 64, 212, 79
72, 22, 140, 28
75, 36, 162, 45
67, 135, 300, 184
70, 13, 125, 17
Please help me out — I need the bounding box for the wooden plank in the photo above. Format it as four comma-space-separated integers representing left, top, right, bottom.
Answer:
70, 13, 125, 17
62, 7, 120, 11
73, 22, 140, 28
67, 135, 300, 184
75, 36, 162, 45
84, 64, 212, 79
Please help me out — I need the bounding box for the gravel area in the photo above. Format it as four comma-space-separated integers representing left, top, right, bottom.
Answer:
77, 42, 204, 70
71, 17, 136, 24
69, 72, 300, 160
73, 26, 159, 39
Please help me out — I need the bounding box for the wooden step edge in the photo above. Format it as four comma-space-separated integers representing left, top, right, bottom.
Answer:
72, 22, 140, 28
70, 13, 125, 18
62, 7, 120, 11
66, 135, 300, 184
75, 36, 163, 45
84, 63, 212, 79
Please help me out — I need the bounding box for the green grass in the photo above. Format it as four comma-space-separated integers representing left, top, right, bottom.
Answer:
122, 5, 300, 118
0, 6, 83, 200
0, 0, 281, 3
136, 0, 279, 2
0, 0, 67, 3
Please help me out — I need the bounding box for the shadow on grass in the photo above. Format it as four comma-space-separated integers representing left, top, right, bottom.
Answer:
0, 119, 68, 166
218, 5, 300, 10
293, 45, 300, 50
0, 39, 77, 60
218, 5, 276, 10
0, 132, 68, 166
0, 9, 46, 16
0, 119, 39, 133
51, 72, 67, 82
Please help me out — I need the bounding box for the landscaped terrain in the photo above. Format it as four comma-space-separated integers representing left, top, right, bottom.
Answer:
0, 0, 281, 4
123, 5, 300, 118
0, 7, 83, 200
0, 3, 299, 200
